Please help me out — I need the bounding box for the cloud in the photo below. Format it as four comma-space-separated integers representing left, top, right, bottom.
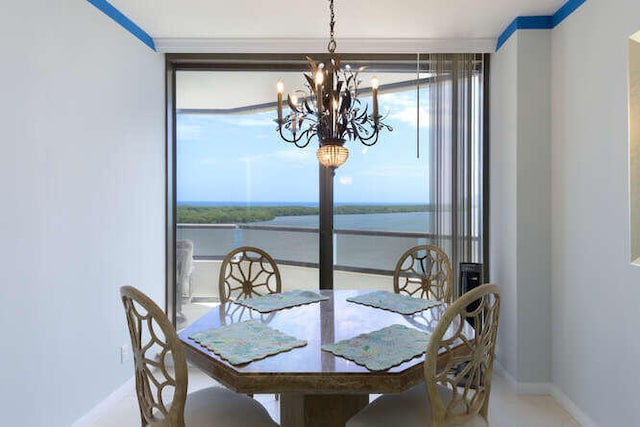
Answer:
273, 149, 312, 161
226, 117, 275, 127
199, 157, 218, 165
388, 107, 430, 129
381, 92, 416, 108
379, 92, 430, 129
217, 113, 275, 128
338, 176, 353, 185
359, 164, 425, 179
239, 149, 313, 164
177, 123, 204, 141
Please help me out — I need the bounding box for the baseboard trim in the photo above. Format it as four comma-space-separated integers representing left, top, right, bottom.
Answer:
493, 360, 517, 390
493, 361, 600, 427
550, 385, 600, 427
71, 376, 135, 427
493, 361, 552, 395
516, 380, 553, 395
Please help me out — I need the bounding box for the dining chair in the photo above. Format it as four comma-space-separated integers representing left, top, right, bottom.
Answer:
218, 246, 282, 304
120, 285, 278, 427
346, 284, 501, 427
393, 245, 453, 303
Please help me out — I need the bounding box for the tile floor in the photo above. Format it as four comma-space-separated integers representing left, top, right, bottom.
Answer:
84, 367, 579, 427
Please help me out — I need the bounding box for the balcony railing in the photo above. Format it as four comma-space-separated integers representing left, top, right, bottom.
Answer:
176, 222, 481, 328
177, 223, 444, 275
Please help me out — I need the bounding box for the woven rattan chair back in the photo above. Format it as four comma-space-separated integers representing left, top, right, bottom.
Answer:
218, 246, 282, 304
393, 245, 453, 302
424, 284, 501, 427
120, 286, 188, 427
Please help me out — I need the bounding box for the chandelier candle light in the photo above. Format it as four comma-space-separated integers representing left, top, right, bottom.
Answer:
275, 0, 392, 169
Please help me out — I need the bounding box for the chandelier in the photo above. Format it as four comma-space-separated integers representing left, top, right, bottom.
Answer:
275, 0, 392, 169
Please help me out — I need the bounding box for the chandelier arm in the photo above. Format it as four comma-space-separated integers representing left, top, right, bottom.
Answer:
295, 128, 315, 148
349, 119, 383, 145
353, 121, 380, 146
277, 125, 313, 148
354, 105, 369, 120
359, 131, 380, 146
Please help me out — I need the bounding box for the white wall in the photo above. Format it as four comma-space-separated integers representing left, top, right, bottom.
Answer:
490, 29, 552, 386
493, 0, 640, 424
0, 1, 165, 426
515, 30, 552, 385
629, 35, 640, 262
550, 0, 640, 425
490, 34, 519, 379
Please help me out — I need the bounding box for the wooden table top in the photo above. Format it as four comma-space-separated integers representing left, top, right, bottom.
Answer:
178, 289, 449, 395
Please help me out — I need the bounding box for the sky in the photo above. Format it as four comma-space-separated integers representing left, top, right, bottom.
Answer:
176, 89, 432, 205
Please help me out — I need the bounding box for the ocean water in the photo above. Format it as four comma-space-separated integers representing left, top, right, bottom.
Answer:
178, 201, 319, 207
251, 211, 432, 233
178, 201, 434, 233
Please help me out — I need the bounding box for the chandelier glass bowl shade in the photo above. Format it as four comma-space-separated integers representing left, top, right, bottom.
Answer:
275, 0, 392, 169
316, 141, 349, 168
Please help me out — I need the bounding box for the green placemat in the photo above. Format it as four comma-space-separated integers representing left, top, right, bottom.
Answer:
322, 324, 430, 371
188, 320, 307, 365
347, 290, 442, 315
235, 290, 329, 313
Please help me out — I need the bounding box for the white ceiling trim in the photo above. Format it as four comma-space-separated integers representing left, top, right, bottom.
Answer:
154, 37, 496, 54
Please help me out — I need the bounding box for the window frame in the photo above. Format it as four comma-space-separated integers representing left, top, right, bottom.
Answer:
164, 53, 490, 323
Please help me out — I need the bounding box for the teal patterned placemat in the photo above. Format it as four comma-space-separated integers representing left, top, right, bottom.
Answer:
235, 290, 329, 313
322, 324, 430, 371
188, 320, 307, 365
347, 290, 442, 315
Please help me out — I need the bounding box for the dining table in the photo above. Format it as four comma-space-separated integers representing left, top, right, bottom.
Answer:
178, 289, 453, 427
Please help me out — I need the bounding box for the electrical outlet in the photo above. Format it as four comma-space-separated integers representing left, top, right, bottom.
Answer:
120, 344, 129, 364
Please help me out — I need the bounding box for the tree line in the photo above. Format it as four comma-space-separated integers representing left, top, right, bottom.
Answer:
177, 205, 432, 224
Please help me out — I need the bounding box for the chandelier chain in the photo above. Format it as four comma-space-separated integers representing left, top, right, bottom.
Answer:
328, 0, 336, 54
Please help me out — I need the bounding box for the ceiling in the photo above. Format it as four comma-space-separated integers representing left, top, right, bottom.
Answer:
104, 0, 570, 110
107, 0, 568, 52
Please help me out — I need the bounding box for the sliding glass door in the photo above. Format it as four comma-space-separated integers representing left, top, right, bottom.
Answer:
166, 54, 487, 327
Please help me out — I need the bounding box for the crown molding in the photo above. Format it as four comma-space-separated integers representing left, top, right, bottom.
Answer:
495, 0, 586, 51
154, 37, 496, 54
86, 0, 155, 50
